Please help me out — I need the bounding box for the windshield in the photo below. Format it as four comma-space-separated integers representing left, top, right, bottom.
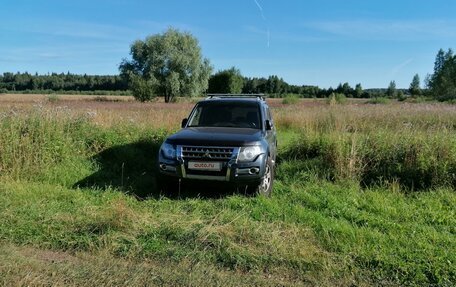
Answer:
188, 102, 261, 129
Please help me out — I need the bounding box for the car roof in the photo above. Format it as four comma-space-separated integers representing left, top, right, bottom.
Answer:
200, 94, 267, 105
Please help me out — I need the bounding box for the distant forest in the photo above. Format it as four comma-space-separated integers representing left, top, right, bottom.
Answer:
0, 71, 406, 98
0, 72, 129, 95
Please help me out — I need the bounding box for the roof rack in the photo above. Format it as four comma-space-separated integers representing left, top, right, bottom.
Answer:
206, 94, 266, 100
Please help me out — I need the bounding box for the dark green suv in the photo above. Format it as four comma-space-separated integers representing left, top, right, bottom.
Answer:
158, 94, 277, 196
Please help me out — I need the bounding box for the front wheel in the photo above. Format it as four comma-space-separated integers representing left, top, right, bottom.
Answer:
248, 157, 274, 197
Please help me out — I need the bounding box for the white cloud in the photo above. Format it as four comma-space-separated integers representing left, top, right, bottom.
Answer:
1, 19, 193, 43
391, 58, 414, 76
253, 0, 266, 20
303, 19, 456, 40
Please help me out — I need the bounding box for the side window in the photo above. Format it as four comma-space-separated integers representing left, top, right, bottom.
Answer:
188, 106, 202, 126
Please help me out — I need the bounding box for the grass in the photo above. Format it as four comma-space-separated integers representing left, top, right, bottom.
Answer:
0, 98, 455, 286
0, 243, 298, 286
281, 130, 456, 189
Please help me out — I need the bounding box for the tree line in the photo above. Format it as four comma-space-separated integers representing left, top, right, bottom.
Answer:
207, 67, 399, 98
0, 70, 419, 100
0, 70, 372, 99
0, 72, 128, 93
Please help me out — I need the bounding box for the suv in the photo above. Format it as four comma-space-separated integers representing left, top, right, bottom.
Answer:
158, 94, 277, 196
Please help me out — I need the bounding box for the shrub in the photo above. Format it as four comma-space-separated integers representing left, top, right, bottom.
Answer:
397, 92, 408, 102
404, 96, 428, 104
327, 93, 347, 105
366, 97, 390, 104
47, 94, 60, 103
282, 94, 300, 105
93, 96, 123, 102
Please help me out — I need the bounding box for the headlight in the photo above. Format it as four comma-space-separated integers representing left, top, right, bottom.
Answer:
160, 143, 176, 159
238, 146, 262, 162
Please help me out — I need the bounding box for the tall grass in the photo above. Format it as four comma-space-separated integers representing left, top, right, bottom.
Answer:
0, 108, 87, 182
281, 130, 456, 189
0, 107, 166, 188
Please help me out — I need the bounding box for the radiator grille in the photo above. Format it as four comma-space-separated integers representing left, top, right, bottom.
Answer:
182, 146, 234, 160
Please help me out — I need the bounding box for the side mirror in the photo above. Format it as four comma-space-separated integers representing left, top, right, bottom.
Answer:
265, 120, 273, 131
181, 118, 188, 128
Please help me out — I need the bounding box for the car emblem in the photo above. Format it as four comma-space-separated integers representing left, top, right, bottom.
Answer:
203, 150, 211, 159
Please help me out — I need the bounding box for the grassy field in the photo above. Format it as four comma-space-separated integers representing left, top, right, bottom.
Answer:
0, 94, 455, 286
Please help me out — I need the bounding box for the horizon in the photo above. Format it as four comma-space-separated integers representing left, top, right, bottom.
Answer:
1, 0, 455, 89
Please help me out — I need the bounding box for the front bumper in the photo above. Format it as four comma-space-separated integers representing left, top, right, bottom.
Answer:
158, 146, 266, 183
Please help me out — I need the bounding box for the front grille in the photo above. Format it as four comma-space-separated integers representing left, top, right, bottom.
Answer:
182, 146, 234, 161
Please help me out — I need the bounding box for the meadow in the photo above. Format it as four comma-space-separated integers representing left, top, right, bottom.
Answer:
0, 94, 455, 286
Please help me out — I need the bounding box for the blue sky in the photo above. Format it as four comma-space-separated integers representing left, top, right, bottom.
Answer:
1, 0, 455, 88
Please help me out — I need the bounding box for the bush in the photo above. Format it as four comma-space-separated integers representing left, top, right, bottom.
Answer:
47, 94, 60, 103
397, 92, 408, 102
366, 97, 390, 104
93, 96, 123, 102
404, 96, 428, 104
282, 94, 300, 105
327, 93, 347, 105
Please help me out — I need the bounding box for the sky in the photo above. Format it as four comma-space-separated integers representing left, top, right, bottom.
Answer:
1, 0, 455, 88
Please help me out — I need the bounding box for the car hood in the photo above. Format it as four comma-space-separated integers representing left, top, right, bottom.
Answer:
166, 127, 263, 146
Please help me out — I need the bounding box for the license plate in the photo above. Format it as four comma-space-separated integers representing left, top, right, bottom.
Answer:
188, 161, 222, 171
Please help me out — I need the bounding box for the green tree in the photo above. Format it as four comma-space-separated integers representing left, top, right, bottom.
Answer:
119, 28, 212, 102
429, 48, 456, 101
386, 81, 397, 98
242, 77, 260, 94
208, 67, 244, 94
433, 49, 446, 76
335, 82, 354, 97
409, 74, 421, 96
355, 83, 363, 98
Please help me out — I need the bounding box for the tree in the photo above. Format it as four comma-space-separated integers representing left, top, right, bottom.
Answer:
354, 83, 363, 98
386, 81, 397, 98
428, 48, 456, 101
208, 67, 244, 94
335, 82, 354, 97
242, 77, 260, 94
119, 28, 212, 102
265, 75, 285, 95
409, 74, 421, 96
433, 49, 446, 76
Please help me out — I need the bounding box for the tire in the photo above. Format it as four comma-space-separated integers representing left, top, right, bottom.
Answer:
248, 157, 274, 197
